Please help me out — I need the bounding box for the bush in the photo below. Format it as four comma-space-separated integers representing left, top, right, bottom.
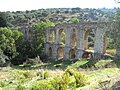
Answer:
50, 77, 63, 90
0, 81, 5, 87
73, 71, 88, 87
62, 72, 70, 89
25, 57, 42, 65
50, 72, 70, 90
37, 70, 49, 80
43, 71, 49, 79
29, 81, 54, 90
11, 54, 26, 65
65, 68, 88, 87
16, 84, 26, 90
22, 71, 34, 78
65, 67, 76, 76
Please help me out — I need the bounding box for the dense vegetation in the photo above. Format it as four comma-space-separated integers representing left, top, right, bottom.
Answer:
0, 28, 24, 65
5, 8, 116, 28
0, 59, 120, 90
0, 8, 119, 66
0, 7, 120, 90
110, 9, 120, 57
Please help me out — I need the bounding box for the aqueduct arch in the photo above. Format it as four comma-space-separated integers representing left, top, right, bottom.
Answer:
57, 47, 64, 59
69, 49, 76, 59
45, 21, 111, 59
84, 29, 95, 50
58, 29, 66, 45
49, 47, 52, 58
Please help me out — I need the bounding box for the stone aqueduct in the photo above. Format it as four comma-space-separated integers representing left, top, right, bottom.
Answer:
45, 21, 111, 59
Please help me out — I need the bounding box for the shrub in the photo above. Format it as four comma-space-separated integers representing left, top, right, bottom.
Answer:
50, 77, 61, 90
16, 84, 26, 90
50, 72, 70, 90
65, 68, 88, 88
25, 57, 42, 65
0, 81, 5, 87
73, 71, 87, 87
11, 54, 26, 65
68, 81, 76, 90
37, 70, 49, 80
65, 67, 76, 76
43, 71, 49, 79
29, 81, 54, 90
22, 71, 34, 78
61, 72, 70, 89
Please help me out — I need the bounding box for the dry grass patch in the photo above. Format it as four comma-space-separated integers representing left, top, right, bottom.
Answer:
106, 49, 116, 55
0, 72, 12, 80
48, 69, 64, 77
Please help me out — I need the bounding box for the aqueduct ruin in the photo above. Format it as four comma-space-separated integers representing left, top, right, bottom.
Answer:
45, 21, 111, 59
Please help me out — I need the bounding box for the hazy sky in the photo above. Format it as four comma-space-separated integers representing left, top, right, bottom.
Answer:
0, 0, 119, 11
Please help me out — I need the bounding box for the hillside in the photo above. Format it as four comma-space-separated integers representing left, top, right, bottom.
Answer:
5, 8, 116, 29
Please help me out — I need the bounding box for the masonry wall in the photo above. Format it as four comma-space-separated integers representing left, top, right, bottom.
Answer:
45, 22, 109, 60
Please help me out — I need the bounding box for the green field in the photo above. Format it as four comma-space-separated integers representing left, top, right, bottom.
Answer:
0, 59, 120, 90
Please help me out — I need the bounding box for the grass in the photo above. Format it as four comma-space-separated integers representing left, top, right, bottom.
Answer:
95, 60, 113, 68
0, 59, 120, 89
68, 59, 89, 68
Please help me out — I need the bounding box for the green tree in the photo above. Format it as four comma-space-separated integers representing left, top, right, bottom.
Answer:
0, 27, 24, 60
32, 21, 55, 57
111, 9, 120, 57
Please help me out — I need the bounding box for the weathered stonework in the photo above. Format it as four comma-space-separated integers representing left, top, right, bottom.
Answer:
45, 21, 111, 60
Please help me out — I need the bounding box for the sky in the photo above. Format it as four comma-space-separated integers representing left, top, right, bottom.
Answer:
0, 0, 120, 11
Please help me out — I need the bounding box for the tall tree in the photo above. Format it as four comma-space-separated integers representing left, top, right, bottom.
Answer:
111, 9, 120, 57
32, 21, 55, 57
0, 27, 24, 59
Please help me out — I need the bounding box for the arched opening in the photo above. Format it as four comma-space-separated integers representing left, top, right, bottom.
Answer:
58, 29, 66, 46
71, 29, 77, 48
105, 32, 116, 55
84, 29, 95, 51
57, 47, 64, 60
49, 30, 54, 43
69, 49, 76, 59
25, 30, 27, 35
49, 47, 52, 58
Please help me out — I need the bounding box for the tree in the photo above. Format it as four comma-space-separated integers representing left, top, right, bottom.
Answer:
0, 27, 25, 60
0, 12, 7, 27
32, 21, 55, 57
111, 9, 120, 57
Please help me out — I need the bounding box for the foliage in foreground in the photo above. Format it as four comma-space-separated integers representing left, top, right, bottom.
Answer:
29, 69, 88, 90
0, 67, 88, 90
1, 59, 120, 90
